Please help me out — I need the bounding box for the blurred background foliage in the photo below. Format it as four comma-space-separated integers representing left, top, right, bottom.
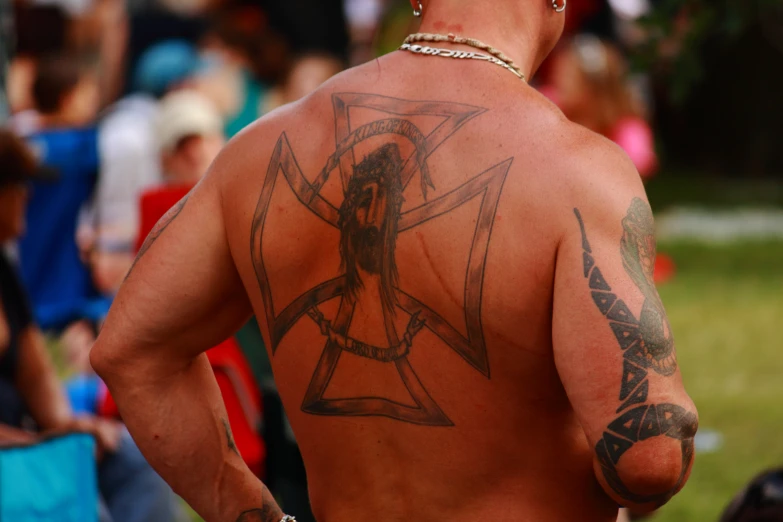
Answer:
631, 0, 783, 177
634, 0, 782, 103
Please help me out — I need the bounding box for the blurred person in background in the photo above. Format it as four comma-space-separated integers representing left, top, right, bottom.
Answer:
8, 0, 127, 123
88, 40, 209, 296
344, 0, 386, 65
0, 129, 183, 522
6, 5, 69, 132
263, 52, 344, 112
606, 0, 652, 47
546, 34, 657, 177
136, 89, 224, 249
66, 0, 129, 106
259, 0, 348, 64
156, 90, 224, 187
193, 7, 282, 137
17, 51, 109, 329
124, 0, 209, 77
30, 53, 100, 130
62, 319, 103, 414
562, 0, 616, 40
0, 0, 17, 121
720, 469, 783, 522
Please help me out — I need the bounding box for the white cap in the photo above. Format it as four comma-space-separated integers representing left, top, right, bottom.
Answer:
156, 90, 223, 152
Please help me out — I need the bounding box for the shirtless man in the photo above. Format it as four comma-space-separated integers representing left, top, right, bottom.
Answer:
91, 1, 698, 521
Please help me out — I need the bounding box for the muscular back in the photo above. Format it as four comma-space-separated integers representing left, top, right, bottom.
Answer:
96, 50, 696, 522
213, 52, 692, 521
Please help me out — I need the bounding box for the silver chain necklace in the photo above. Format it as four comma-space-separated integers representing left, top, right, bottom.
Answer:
399, 33, 527, 83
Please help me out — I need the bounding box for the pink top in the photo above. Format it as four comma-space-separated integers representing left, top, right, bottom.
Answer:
611, 117, 658, 178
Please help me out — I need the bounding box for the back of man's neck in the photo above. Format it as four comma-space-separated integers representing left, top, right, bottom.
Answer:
416, 5, 547, 79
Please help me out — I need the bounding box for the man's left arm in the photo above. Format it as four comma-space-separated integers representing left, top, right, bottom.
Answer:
91, 149, 283, 522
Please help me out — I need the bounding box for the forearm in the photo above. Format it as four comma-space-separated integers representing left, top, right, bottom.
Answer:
0, 423, 37, 445
95, 350, 282, 522
22, 376, 73, 430
16, 327, 74, 430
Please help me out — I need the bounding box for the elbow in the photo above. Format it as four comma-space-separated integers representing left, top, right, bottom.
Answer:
90, 337, 118, 383
624, 442, 693, 501
90, 334, 136, 387
91, 333, 187, 387
595, 410, 698, 512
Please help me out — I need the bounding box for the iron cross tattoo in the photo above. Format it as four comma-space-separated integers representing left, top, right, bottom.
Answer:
251, 93, 510, 426
574, 201, 697, 506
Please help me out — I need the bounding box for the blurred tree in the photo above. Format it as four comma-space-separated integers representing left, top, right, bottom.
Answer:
633, 0, 782, 103
636, 0, 783, 177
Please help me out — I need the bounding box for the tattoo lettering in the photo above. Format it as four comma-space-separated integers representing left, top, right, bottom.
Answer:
222, 418, 240, 456
251, 93, 510, 425
574, 204, 697, 506
126, 194, 190, 278
234, 487, 283, 522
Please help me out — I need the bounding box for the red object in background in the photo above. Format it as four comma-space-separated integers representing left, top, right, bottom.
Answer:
654, 253, 676, 284
98, 339, 266, 476
208, 338, 266, 476
105, 184, 267, 475
135, 184, 193, 252
611, 118, 659, 179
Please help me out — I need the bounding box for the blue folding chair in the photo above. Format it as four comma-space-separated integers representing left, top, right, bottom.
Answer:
0, 433, 98, 522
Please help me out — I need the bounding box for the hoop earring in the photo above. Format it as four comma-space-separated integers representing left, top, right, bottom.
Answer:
413, 0, 423, 17
552, 0, 566, 12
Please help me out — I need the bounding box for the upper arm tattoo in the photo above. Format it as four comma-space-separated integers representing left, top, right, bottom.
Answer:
222, 417, 240, 456
251, 94, 510, 426
126, 194, 190, 278
574, 200, 697, 506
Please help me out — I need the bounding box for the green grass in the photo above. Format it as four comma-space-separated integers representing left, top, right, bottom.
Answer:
653, 241, 783, 522
644, 173, 783, 212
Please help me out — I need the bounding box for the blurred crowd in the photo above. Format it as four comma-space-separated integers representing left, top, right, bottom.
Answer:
2, 0, 352, 519
0, 0, 776, 521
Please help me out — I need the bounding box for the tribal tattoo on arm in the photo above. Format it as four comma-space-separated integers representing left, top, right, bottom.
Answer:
126, 194, 190, 278
574, 199, 697, 507
222, 417, 240, 456
234, 486, 284, 522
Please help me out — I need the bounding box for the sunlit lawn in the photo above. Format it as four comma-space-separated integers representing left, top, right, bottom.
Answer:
653, 241, 783, 522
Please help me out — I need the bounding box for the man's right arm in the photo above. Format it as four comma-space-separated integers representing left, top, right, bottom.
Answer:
91, 132, 284, 522
551, 146, 697, 512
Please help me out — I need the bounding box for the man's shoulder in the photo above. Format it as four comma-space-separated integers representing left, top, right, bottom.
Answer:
516, 99, 643, 198
504, 90, 638, 182
493, 95, 646, 244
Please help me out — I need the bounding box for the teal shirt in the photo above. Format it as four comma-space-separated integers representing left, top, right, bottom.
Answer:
225, 69, 267, 138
